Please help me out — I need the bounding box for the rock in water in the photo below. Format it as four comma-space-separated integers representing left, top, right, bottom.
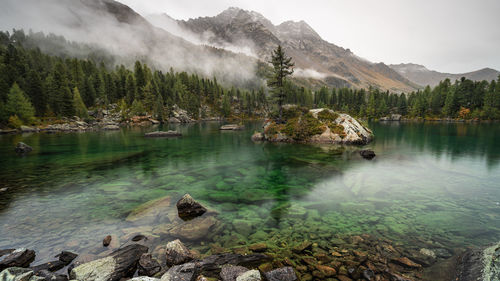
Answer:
144, 131, 182, 138
69, 244, 148, 281
138, 253, 161, 277
264, 267, 298, 281
165, 240, 193, 267
199, 253, 271, 277
359, 150, 376, 160
0, 267, 44, 281
251, 132, 264, 142
103, 235, 112, 247
235, 270, 261, 281
220, 124, 244, 130
14, 142, 33, 154
56, 251, 78, 264
176, 194, 207, 220
0, 248, 36, 270
36, 269, 68, 281
168, 216, 221, 241
220, 265, 249, 281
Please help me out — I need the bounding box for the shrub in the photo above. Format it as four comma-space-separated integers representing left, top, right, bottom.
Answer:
317, 109, 339, 122
8, 115, 23, 128
282, 113, 325, 141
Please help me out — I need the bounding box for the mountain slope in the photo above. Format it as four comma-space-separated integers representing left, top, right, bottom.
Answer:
389, 63, 500, 87
0, 0, 261, 87
163, 7, 420, 92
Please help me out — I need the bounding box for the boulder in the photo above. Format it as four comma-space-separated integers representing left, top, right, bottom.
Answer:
144, 131, 182, 138
14, 143, 33, 154
160, 262, 198, 281
0, 248, 36, 270
165, 240, 193, 267
263, 267, 298, 281
138, 253, 161, 277
220, 124, 244, 130
235, 270, 260, 281
391, 114, 402, 121
69, 244, 148, 281
0, 267, 45, 281
126, 195, 172, 223
20, 126, 37, 133
359, 150, 376, 160
455, 242, 500, 281
31, 260, 66, 273
176, 194, 207, 220
220, 265, 249, 281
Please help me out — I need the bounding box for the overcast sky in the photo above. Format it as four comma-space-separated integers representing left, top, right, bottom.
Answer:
118, 0, 500, 74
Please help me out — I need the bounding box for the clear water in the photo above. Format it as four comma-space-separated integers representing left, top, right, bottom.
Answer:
0, 121, 499, 264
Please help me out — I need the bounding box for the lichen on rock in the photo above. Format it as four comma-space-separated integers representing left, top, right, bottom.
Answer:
258, 107, 373, 144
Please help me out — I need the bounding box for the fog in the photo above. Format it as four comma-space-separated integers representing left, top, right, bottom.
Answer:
0, 0, 261, 87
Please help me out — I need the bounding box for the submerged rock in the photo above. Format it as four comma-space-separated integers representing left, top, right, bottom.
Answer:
69, 244, 148, 281
169, 215, 221, 241
126, 195, 172, 223
56, 251, 78, 264
14, 142, 33, 154
251, 132, 264, 142
220, 124, 244, 130
102, 124, 120, 130
0, 248, 36, 270
359, 149, 376, 160
176, 194, 207, 220
145, 131, 182, 138
165, 239, 193, 267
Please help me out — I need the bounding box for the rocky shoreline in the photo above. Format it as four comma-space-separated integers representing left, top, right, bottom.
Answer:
1, 194, 494, 281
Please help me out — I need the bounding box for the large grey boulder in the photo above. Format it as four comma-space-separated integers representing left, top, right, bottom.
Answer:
165, 240, 193, 267
220, 265, 249, 281
0, 267, 45, 281
455, 241, 500, 281
69, 244, 148, 281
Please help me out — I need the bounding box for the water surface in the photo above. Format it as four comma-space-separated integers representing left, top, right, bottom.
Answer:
0, 121, 499, 263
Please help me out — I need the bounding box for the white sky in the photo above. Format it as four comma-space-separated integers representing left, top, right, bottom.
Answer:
118, 0, 500, 74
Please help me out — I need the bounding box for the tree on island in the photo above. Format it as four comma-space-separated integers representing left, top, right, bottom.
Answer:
268, 45, 294, 122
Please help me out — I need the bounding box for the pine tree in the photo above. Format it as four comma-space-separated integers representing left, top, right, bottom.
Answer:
267, 45, 294, 122
153, 93, 165, 122
60, 86, 75, 117
4, 83, 35, 124
26, 70, 45, 116
73, 87, 88, 118
443, 89, 458, 117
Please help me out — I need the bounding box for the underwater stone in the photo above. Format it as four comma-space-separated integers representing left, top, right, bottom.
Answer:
145, 131, 181, 138
169, 215, 220, 241
176, 194, 207, 220
232, 220, 253, 237
103, 235, 112, 247
359, 150, 376, 160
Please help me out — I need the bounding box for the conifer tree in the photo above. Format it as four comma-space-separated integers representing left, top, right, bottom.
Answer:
268, 45, 294, 122
4, 83, 35, 124
73, 87, 88, 118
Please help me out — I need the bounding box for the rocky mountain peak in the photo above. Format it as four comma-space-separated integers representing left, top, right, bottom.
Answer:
277, 20, 320, 40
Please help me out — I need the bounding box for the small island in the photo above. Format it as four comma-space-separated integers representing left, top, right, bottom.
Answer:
252, 107, 373, 144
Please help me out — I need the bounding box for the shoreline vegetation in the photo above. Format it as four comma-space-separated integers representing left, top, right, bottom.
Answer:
1, 30, 500, 133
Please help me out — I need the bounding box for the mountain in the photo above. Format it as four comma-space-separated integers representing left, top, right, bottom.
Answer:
389, 63, 500, 87
151, 7, 420, 92
0, 0, 261, 88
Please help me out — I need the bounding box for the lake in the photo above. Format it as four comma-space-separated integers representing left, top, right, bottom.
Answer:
0, 121, 499, 272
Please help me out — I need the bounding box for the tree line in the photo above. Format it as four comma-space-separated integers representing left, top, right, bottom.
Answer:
1, 30, 500, 128
0, 30, 268, 127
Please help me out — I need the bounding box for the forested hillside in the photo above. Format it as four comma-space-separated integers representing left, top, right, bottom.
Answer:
1, 30, 499, 129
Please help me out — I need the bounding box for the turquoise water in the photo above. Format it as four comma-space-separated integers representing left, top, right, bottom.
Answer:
0, 122, 499, 263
